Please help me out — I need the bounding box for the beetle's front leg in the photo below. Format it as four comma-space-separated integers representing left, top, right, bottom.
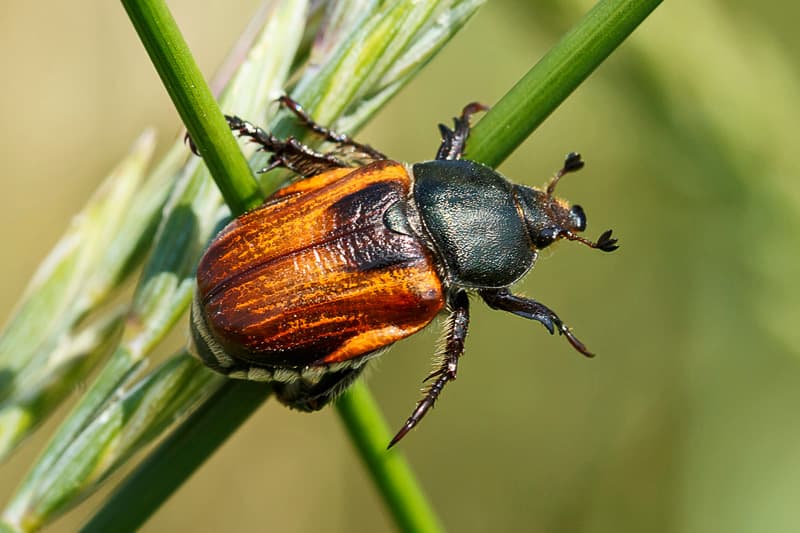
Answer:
388, 290, 470, 448
480, 288, 594, 358
435, 102, 488, 161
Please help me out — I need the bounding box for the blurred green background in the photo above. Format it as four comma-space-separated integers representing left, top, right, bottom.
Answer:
2, 1, 800, 532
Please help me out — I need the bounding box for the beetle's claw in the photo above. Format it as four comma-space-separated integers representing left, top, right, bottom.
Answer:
388, 388, 437, 449
548, 313, 593, 357
558, 325, 594, 358
388, 421, 414, 449
184, 132, 201, 156
460, 102, 489, 120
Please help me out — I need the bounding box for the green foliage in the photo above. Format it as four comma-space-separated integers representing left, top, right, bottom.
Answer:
6, 1, 795, 532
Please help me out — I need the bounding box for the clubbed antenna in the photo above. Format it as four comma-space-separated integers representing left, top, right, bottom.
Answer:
547, 152, 584, 197
564, 229, 619, 252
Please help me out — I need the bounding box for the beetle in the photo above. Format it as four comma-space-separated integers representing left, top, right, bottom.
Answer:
189, 96, 618, 447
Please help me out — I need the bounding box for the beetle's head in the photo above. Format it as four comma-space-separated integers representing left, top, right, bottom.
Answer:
515, 153, 618, 253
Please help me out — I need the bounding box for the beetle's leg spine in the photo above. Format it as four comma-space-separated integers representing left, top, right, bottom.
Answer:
277, 95, 388, 161
480, 288, 594, 357
388, 290, 470, 448
435, 102, 488, 161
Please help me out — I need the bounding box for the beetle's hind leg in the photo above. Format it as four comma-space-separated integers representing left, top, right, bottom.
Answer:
389, 290, 470, 448
225, 115, 350, 178
277, 95, 388, 162
480, 288, 594, 357
435, 102, 488, 161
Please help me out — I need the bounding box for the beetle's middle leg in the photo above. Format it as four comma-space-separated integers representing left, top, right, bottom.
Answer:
480, 288, 594, 357
389, 290, 470, 448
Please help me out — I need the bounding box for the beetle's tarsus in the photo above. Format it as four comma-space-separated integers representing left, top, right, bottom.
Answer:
480, 288, 593, 357
389, 369, 450, 448
277, 95, 388, 162
390, 290, 470, 448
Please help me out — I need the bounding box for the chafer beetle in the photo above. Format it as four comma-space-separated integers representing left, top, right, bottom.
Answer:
189, 97, 618, 446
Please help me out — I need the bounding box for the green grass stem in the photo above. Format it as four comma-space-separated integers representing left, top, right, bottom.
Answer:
121, 0, 263, 215
337, 382, 444, 533
468, 0, 662, 168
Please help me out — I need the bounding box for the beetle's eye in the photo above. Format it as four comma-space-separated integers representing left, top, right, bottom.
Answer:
570, 205, 587, 232
535, 227, 561, 248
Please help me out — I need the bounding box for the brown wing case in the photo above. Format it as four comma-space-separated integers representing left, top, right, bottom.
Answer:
196, 160, 444, 368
